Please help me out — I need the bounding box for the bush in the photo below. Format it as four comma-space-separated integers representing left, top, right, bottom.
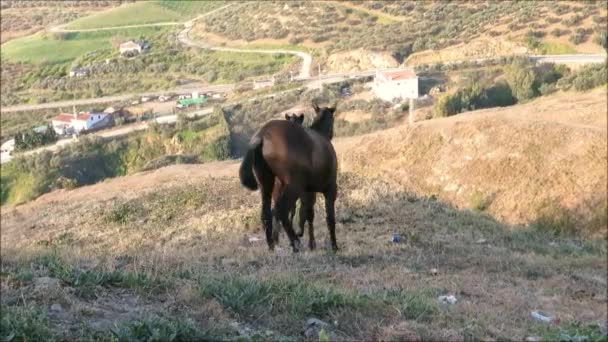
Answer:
505, 59, 537, 101
595, 30, 608, 50
434, 82, 515, 118
538, 82, 557, 96
556, 63, 607, 91
569, 28, 589, 45
550, 28, 568, 37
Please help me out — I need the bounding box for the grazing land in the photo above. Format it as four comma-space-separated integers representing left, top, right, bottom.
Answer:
0, 1, 115, 43
2, 88, 606, 341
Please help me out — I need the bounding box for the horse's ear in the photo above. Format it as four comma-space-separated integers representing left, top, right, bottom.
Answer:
285, 113, 291, 120
330, 101, 338, 113
297, 113, 305, 124
312, 102, 320, 113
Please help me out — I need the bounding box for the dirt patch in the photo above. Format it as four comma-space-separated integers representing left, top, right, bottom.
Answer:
325, 49, 399, 73
337, 110, 372, 123
406, 38, 529, 66
340, 88, 608, 236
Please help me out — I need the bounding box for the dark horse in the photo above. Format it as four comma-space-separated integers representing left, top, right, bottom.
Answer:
271, 113, 304, 243
239, 103, 338, 252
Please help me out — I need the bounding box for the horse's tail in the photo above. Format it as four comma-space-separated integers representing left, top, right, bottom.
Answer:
239, 135, 262, 191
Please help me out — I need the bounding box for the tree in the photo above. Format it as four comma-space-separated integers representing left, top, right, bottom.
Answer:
505, 59, 537, 102
595, 30, 608, 51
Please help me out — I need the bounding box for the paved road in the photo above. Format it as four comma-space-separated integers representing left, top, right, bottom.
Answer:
0, 84, 234, 113
529, 54, 607, 64
177, 3, 312, 80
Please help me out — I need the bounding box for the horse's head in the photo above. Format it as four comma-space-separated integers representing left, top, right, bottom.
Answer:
285, 112, 305, 125
311, 102, 337, 140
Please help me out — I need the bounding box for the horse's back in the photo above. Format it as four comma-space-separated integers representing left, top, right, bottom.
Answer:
258, 120, 314, 170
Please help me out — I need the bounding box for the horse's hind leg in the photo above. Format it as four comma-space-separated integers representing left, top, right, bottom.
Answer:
271, 178, 282, 244
323, 184, 338, 252
276, 186, 302, 252
256, 172, 275, 251
299, 193, 316, 250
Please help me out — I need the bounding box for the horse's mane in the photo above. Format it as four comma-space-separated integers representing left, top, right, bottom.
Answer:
310, 107, 335, 140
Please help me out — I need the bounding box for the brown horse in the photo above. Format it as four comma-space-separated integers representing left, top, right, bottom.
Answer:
271, 113, 304, 243
239, 103, 338, 252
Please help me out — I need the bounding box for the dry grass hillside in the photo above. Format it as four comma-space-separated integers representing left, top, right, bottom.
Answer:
1, 90, 607, 340
340, 88, 608, 237
193, 1, 607, 72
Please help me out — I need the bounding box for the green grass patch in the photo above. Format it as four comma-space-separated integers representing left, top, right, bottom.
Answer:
64, 0, 226, 30
0, 305, 53, 341
110, 316, 213, 341
1, 33, 110, 64
1, 27, 166, 64
32, 253, 169, 298
156, 0, 226, 16
533, 321, 608, 342
379, 288, 440, 322
501, 227, 606, 257
65, 2, 182, 29
199, 275, 368, 320
538, 40, 578, 54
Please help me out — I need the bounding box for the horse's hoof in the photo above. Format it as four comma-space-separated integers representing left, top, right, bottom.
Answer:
331, 245, 339, 253
292, 239, 301, 253
309, 240, 316, 250
268, 243, 275, 251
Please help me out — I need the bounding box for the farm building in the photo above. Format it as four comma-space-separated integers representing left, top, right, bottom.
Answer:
51, 112, 112, 135
373, 69, 419, 102
119, 40, 149, 55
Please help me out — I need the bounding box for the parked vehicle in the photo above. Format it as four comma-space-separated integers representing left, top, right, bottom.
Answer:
176, 97, 207, 109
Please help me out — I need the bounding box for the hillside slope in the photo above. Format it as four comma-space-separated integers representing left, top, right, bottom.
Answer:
1, 89, 606, 340
340, 88, 607, 236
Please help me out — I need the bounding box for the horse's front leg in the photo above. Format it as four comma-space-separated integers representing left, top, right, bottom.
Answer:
323, 185, 338, 252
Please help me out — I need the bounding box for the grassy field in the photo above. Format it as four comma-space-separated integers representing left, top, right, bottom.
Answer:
0, 166, 605, 340
0, 5, 114, 44
1, 26, 167, 64
64, 1, 225, 29
538, 41, 579, 54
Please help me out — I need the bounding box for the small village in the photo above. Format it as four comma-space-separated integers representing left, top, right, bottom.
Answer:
1, 67, 420, 159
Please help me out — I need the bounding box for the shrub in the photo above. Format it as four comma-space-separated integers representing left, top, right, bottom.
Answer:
569, 28, 589, 44
556, 63, 607, 91
505, 59, 537, 101
538, 82, 557, 96
550, 28, 568, 37
594, 30, 608, 50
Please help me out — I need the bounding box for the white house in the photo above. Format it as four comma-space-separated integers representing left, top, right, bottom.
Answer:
119, 40, 149, 55
51, 112, 110, 135
1, 139, 15, 153
373, 69, 419, 102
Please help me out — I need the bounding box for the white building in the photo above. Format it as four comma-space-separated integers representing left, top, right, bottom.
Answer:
51, 112, 110, 135
373, 69, 419, 102
119, 40, 148, 55
1, 139, 15, 153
